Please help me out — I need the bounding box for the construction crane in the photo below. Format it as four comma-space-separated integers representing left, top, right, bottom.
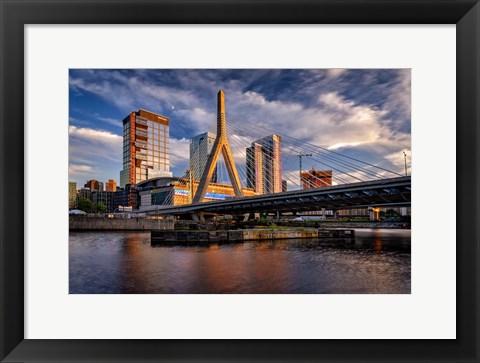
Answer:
296, 153, 312, 187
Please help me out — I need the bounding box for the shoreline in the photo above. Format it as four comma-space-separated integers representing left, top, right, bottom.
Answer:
69, 216, 410, 232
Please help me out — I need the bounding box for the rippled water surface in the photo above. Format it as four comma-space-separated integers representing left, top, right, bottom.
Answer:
69, 229, 410, 294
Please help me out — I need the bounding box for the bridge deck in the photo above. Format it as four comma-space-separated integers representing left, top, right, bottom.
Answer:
140, 176, 411, 215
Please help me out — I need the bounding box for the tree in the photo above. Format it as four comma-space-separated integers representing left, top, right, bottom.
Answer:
385, 209, 401, 218
97, 203, 106, 213
380, 209, 401, 220
77, 198, 93, 213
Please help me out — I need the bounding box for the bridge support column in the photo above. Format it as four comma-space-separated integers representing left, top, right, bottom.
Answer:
192, 90, 243, 203
332, 210, 338, 220
368, 207, 380, 221
191, 213, 205, 222
190, 213, 199, 222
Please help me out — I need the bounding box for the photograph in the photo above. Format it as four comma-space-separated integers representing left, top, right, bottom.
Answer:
69, 69, 412, 294
2, 0, 479, 360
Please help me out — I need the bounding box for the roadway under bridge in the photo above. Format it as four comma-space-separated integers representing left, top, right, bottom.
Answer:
140, 176, 411, 217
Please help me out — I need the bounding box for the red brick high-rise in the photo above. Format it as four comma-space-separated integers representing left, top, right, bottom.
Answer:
301, 169, 333, 189
105, 179, 117, 192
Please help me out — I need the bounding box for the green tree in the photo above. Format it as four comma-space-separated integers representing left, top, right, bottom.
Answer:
385, 209, 401, 218
97, 203, 106, 213
77, 198, 93, 213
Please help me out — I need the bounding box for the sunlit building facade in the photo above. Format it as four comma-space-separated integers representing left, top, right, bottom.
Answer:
105, 179, 117, 192
301, 169, 333, 189
84, 179, 103, 191
246, 134, 282, 194
68, 182, 77, 209
120, 109, 172, 187
136, 177, 255, 210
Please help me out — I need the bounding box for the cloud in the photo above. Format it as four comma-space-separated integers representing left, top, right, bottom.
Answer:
224, 89, 388, 155
69, 164, 94, 174
94, 115, 122, 128
382, 69, 411, 132
384, 149, 411, 174
69, 126, 122, 186
326, 68, 347, 79
175, 107, 215, 134
169, 137, 190, 171
69, 125, 122, 143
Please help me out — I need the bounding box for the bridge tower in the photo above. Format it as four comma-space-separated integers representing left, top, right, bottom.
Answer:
192, 90, 243, 203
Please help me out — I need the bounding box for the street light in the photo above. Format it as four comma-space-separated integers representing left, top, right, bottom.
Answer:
403, 151, 408, 176
296, 153, 312, 187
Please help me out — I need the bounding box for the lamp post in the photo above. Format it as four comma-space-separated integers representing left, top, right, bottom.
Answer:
296, 153, 312, 187
403, 151, 408, 176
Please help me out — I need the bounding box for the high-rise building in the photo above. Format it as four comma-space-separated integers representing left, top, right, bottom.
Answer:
246, 134, 282, 194
84, 179, 103, 191
68, 182, 77, 209
190, 132, 217, 183
301, 169, 333, 189
105, 179, 117, 192
120, 109, 172, 187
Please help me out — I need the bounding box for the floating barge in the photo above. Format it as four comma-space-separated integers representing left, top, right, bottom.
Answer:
318, 229, 355, 238
151, 228, 354, 245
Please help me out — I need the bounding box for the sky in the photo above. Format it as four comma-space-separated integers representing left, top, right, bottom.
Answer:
69, 69, 411, 189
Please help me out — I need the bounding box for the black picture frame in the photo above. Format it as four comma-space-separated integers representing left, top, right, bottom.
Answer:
1, 1, 478, 362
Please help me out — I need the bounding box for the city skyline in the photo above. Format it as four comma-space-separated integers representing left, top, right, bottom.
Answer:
69, 69, 411, 188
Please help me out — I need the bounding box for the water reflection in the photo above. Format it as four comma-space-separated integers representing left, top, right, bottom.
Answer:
69, 229, 411, 294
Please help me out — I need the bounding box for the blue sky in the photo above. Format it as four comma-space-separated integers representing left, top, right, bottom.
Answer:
69, 69, 411, 188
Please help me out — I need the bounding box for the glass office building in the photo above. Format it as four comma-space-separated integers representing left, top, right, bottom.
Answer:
120, 109, 172, 187
190, 132, 217, 183
246, 134, 282, 194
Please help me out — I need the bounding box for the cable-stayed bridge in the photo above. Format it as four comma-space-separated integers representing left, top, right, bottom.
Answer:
141, 90, 411, 219
141, 176, 410, 216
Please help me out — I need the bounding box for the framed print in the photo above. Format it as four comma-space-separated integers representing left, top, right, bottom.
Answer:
1, 0, 479, 362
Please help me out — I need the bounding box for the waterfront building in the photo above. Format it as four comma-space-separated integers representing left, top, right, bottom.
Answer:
91, 190, 116, 213
246, 134, 282, 194
301, 209, 335, 217
68, 182, 77, 209
84, 179, 104, 191
105, 179, 117, 192
301, 169, 333, 189
337, 208, 369, 218
190, 132, 217, 183
136, 177, 255, 210
76, 187, 91, 205
120, 109, 173, 188
114, 184, 139, 211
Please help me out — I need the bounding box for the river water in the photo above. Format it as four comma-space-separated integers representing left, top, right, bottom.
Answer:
69, 229, 410, 294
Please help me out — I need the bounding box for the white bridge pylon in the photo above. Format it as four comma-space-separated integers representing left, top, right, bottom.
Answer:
192, 90, 244, 203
